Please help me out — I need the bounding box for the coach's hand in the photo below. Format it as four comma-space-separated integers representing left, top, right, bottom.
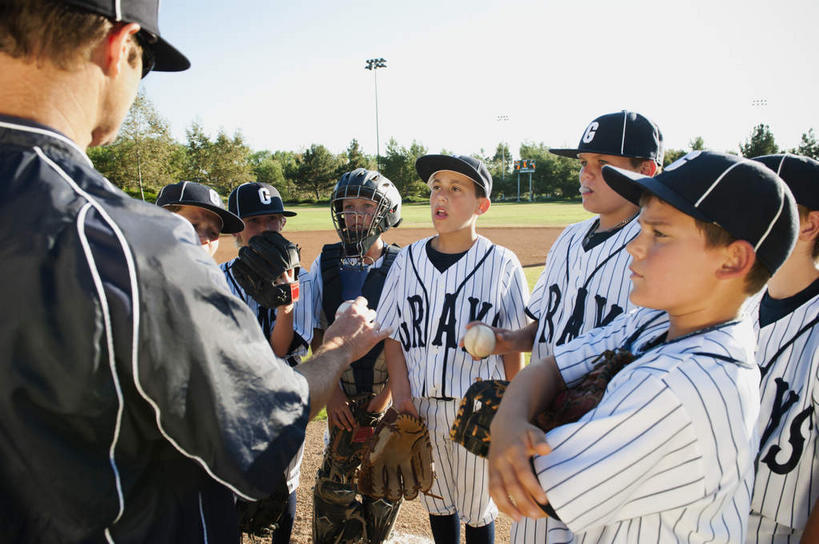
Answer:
488, 416, 551, 521
321, 297, 390, 363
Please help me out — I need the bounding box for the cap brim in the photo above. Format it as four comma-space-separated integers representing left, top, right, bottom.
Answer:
416, 155, 483, 189
238, 209, 298, 219
601, 165, 710, 223
151, 36, 190, 72
548, 148, 581, 159
166, 202, 244, 234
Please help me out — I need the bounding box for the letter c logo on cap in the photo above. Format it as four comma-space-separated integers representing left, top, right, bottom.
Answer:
258, 188, 272, 205
582, 122, 599, 144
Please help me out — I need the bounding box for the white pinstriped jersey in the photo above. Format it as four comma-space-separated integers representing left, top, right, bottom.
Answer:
515, 216, 638, 543
527, 307, 759, 543
747, 282, 819, 543
529, 216, 638, 362
220, 257, 314, 361
378, 235, 530, 399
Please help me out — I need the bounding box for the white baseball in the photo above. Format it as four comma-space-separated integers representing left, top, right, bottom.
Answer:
463, 323, 496, 359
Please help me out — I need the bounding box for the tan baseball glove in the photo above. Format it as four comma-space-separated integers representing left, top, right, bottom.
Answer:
357, 408, 435, 502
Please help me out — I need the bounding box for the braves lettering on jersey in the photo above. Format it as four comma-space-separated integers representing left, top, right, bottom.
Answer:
746, 281, 819, 543
515, 216, 639, 543
221, 257, 314, 363
523, 308, 759, 543
378, 235, 529, 399
529, 217, 638, 362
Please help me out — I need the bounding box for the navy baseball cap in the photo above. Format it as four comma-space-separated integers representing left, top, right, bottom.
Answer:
416, 154, 493, 197
156, 181, 244, 234
228, 183, 297, 219
601, 150, 798, 275
550, 110, 664, 166
753, 154, 819, 211
61, 0, 190, 72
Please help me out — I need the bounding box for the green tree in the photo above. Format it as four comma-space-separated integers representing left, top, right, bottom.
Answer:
249, 151, 293, 200
338, 139, 374, 174
740, 124, 778, 157
183, 121, 212, 184
207, 130, 254, 193
517, 142, 580, 200
489, 143, 513, 186
296, 144, 339, 200
380, 138, 428, 198
795, 129, 819, 159
89, 90, 181, 198
689, 136, 705, 150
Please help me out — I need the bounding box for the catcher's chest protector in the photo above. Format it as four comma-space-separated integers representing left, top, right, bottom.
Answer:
321, 243, 400, 390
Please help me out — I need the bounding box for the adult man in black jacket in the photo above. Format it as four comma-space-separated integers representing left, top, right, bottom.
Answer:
0, 1, 389, 541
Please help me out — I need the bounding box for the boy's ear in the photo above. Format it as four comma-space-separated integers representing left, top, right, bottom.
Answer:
715, 240, 756, 280
640, 160, 658, 177
475, 197, 491, 215
799, 210, 819, 242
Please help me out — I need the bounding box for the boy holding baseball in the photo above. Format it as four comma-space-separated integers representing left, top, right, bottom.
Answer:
488, 151, 798, 543
379, 154, 530, 544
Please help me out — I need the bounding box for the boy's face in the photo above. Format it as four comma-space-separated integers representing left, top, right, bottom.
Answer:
627, 198, 724, 313
428, 170, 488, 235
173, 205, 223, 257
578, 153, 644, 217
340, 197, 378, 233
235, 213, 286, 246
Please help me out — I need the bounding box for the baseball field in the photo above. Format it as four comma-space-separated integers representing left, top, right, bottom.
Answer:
228, 201, 592, 544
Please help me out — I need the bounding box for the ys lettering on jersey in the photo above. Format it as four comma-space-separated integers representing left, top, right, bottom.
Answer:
758, 377, 813, 475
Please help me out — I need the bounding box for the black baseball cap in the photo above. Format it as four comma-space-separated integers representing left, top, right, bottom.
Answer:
62, 0, 190, 72
550, 110, 664, 166
416, 154, 493, 197
228, 183, 297, 219
156, 181, 244, 234
601, 150, 798, 275
753, 154, 819, 211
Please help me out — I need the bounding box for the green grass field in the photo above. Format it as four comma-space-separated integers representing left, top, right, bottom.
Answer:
283, 201, 591, 231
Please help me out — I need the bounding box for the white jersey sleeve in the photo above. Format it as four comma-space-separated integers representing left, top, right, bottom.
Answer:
535, 312, 759, 543
307, 254, 325, 330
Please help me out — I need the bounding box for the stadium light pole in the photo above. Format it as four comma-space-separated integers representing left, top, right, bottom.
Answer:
497, 114, 509, 182
365, 58, 387, 170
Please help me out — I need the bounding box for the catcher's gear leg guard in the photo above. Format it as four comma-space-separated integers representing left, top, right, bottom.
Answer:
363, 495, 402, 543
313, 478, 367, 544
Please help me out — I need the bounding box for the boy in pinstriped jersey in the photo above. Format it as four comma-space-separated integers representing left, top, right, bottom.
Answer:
378, 154, 530, 544
485, 110, 663, 543
746, 154, 819, 543
488, 151, 798, 543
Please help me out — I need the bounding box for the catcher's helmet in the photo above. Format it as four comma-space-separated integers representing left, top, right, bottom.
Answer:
331, 168, 402, 264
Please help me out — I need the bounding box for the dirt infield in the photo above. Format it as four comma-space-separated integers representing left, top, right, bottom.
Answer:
215, 226, 563, 268
232, 226, 564, 543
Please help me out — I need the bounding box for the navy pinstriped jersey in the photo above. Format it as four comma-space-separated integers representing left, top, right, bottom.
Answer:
220, 257, 314, 363
528, 216, 638, 362
747, 281, 819, 543
529, 308, 759, 543
378, 235, 529, 399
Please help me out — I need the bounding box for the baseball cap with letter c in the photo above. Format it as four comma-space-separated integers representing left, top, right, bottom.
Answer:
61, 0, 190, 72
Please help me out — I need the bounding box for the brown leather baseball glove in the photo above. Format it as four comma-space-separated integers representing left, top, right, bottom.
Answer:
356, 408, 435, 502
450, 349, 635, 458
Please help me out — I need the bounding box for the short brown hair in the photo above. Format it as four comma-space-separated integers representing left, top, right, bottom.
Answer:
0, 0, 112, 69
798, 205, 819, 260
629, 157, 661, 174
639, 193, 770, 293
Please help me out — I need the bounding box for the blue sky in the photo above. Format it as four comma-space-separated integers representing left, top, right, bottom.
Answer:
142, 0, 819, 159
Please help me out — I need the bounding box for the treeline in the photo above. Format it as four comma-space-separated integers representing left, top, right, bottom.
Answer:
89, 91, 819, 202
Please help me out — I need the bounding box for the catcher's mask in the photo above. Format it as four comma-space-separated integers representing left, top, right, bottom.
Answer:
331, 169, 402, 268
